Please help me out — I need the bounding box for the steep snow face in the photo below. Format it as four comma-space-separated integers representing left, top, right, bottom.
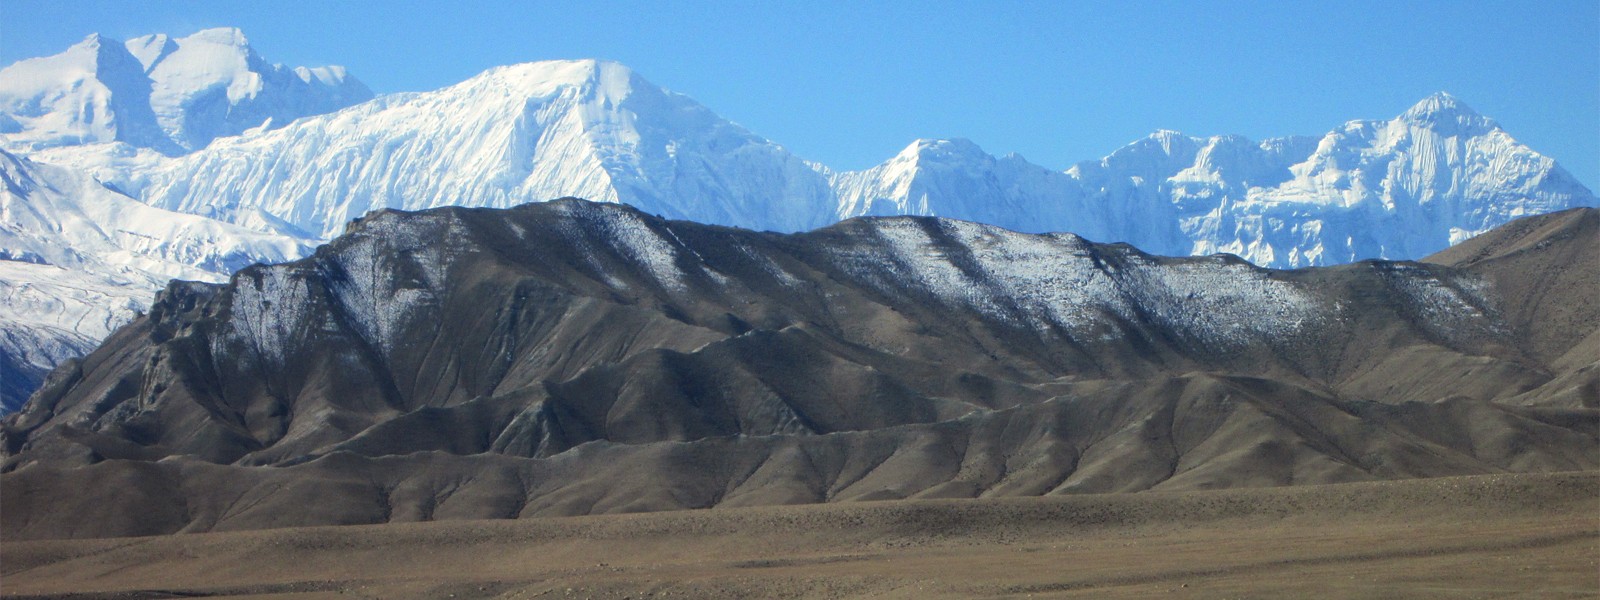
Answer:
0, 28, 372, 155
134, 60, 837, 239
0, 150, 310, 280
830, 139, 1080, 226
1222, 92, 1592, 266
0, 34, 171, 152
839, 94, 1594, 267
0, 149, 310, 411
0, 259, 153, 412
22, 141, 172, 196
135, 28, 373, 152
1072, 131, 1323, 256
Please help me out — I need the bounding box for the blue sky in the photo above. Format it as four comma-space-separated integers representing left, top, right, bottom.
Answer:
3, 0, 1597, 188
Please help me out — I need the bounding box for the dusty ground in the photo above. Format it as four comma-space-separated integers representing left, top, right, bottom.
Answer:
3, 471, 1596, 599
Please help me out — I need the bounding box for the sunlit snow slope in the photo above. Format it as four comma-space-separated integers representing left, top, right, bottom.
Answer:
0, 149, 309, 412
0, 27, 371, 155
129, 60, 837, 239
832, 93, 1595, 267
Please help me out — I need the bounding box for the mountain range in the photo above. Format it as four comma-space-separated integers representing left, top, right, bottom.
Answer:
0, 28, 1595, 413
2, 199, 1593, 539
52, 59, 1592, 254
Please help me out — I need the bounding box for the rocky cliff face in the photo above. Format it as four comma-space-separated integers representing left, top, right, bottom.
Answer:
3, 200, 1593, 539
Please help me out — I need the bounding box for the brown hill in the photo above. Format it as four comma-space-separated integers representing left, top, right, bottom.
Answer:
1426, 207, 1599, 407
3, 200, 1595, 539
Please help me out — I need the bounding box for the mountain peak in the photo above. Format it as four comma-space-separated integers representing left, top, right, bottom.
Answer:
64, 33, 132, 63
125, 33, 178, 71
894, 138, 990, 162
0, 27, 372, 154
180, 27, 250, 47
495, 59, 626, 81
1403, 91, 1474, 117
465, 59, 637, 100
1399, 92, 1498, 134
75, 32, 114, 48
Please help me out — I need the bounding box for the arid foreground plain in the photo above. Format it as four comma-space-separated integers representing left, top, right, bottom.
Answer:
2, 471, 1596, 599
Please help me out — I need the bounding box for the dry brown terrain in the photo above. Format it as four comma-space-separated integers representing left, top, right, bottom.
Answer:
4, 471, 1596, 599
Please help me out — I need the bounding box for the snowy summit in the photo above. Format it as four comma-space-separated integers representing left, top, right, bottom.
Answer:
0, 27, 371, 155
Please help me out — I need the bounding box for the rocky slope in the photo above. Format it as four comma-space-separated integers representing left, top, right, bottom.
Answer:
1423, 206, 1599, 406
2, 200, 1593, 539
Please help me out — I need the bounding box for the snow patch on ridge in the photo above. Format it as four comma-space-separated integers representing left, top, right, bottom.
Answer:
827, 218, 1323, 347
1374, 263, 1504, 342
324, 219, 442, 356
552, 201, 688, 292
228, 266, 315, 369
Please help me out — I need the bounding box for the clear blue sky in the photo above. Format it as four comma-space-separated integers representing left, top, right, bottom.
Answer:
3, 0, 1597, 189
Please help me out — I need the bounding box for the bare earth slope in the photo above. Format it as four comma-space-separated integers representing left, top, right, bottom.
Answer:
2, 201, 1596, 539
1426, 207, 1600, 408
2, 472, 1595, 599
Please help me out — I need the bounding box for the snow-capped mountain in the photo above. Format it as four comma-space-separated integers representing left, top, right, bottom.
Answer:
1, 32, 1595, 412
837, 93, 1594, 267
113, 73, 1594, 266
826, 138, 1193, 254
0, 28, 371, 155
17, 44, 1588, 263
0, 28, 371, 411
127, 60, 837, 239
0, 150, 310, 412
